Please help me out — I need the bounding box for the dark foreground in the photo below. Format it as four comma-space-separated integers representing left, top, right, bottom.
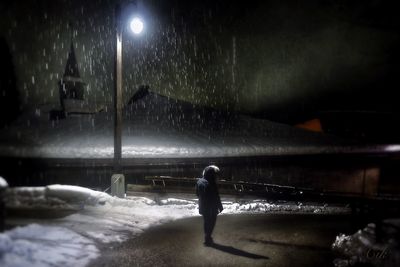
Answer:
89, 214, 367, 267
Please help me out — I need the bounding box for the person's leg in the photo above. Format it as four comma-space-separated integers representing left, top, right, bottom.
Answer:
203, 214, 209, 238
203, 212, 213, 244
203, 211, 217, 245
208, 212, 217, 237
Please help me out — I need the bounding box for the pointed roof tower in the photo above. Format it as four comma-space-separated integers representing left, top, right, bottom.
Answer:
62, 42, 85, 83
59, 40, 86, 102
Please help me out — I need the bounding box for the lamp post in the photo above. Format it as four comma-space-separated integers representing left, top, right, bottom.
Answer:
112, 2, 144, 198
114, 3, 123, 174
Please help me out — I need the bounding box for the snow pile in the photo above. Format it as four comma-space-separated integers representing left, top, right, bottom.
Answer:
5, 185, 350, 244
46, 184, 110, 206
142, 197, 348, 215
56, 195, 199, 243
2, 184, 350, 267
222, 200, 348, 214
159, 198, 196, 206
6, 187, 69, 210
6, 185, 110, 210
332, 219, 400, 267
0, 224, 98, 267
0, 176, 8, 189
6, 185, 199, 243
2, 185, 200, 267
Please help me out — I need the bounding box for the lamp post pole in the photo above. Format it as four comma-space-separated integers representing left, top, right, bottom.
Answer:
112, 3, 125, 198
114, 3, 123, 173
112, 1, 144, 197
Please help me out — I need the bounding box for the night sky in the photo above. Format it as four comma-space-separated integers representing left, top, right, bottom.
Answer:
1, 0, 400, 135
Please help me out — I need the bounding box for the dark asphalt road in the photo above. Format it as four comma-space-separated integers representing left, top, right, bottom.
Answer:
89, 214, 366, 267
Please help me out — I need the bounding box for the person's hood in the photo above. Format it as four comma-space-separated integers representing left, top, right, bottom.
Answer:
202, 165, 220, 182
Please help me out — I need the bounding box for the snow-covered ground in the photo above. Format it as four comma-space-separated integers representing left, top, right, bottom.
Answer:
332, 219, 400, 267
0, 90, 376, 159
0, 224, 98, 267
1, 184, 350, 267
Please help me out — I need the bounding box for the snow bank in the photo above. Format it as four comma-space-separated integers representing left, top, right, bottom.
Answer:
0, 224, 98, 267
5, 185, 200, 244
221, 200, 348, 214
2, 186, 198, 267
45, 184, 110, 206
2, 184, 350, 267
6, 187, 69, 210
6, 185, 113, 210
0, 176, 8, 189
5, 185, 350, 243
332, 219, 400, 267
56, 195, 199, 243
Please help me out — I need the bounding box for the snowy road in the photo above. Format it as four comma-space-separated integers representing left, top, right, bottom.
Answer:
88, 214, 367, 267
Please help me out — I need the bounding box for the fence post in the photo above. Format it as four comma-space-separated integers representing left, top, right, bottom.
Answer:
0, 176, 8, 232
111, 174, 125, 198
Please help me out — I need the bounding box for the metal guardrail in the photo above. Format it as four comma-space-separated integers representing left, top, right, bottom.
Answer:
143, 175, 400, 203
145, 175, 314, 195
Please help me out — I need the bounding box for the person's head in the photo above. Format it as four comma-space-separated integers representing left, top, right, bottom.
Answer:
202, 165, 220, 182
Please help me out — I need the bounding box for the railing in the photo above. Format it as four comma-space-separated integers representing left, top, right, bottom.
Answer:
144, 175, 314, 196
142, 175, 400, 204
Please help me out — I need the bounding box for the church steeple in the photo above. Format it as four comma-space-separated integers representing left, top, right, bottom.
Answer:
59, 40, 86, 103
64, 42, 81, 79
54, 23, 104, 116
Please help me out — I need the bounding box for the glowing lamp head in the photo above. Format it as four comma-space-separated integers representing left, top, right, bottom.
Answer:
130, 17, 144, 34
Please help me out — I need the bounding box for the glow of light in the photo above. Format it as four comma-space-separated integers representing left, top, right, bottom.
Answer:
383, 145, 400, 152
129, 17, 144, 34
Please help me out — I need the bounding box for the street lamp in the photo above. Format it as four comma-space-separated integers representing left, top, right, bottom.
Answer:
130, 17, 144, 35
112, 2, 144, 198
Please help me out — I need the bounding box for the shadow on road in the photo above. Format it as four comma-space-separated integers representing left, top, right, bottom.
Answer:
245, 238, 330, 252
209, 242, 270, 260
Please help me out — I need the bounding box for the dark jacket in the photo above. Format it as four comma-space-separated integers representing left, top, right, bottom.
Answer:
196, 177, 223, 215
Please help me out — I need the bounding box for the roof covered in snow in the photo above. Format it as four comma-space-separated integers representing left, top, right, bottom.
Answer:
0, 90, 394, 159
